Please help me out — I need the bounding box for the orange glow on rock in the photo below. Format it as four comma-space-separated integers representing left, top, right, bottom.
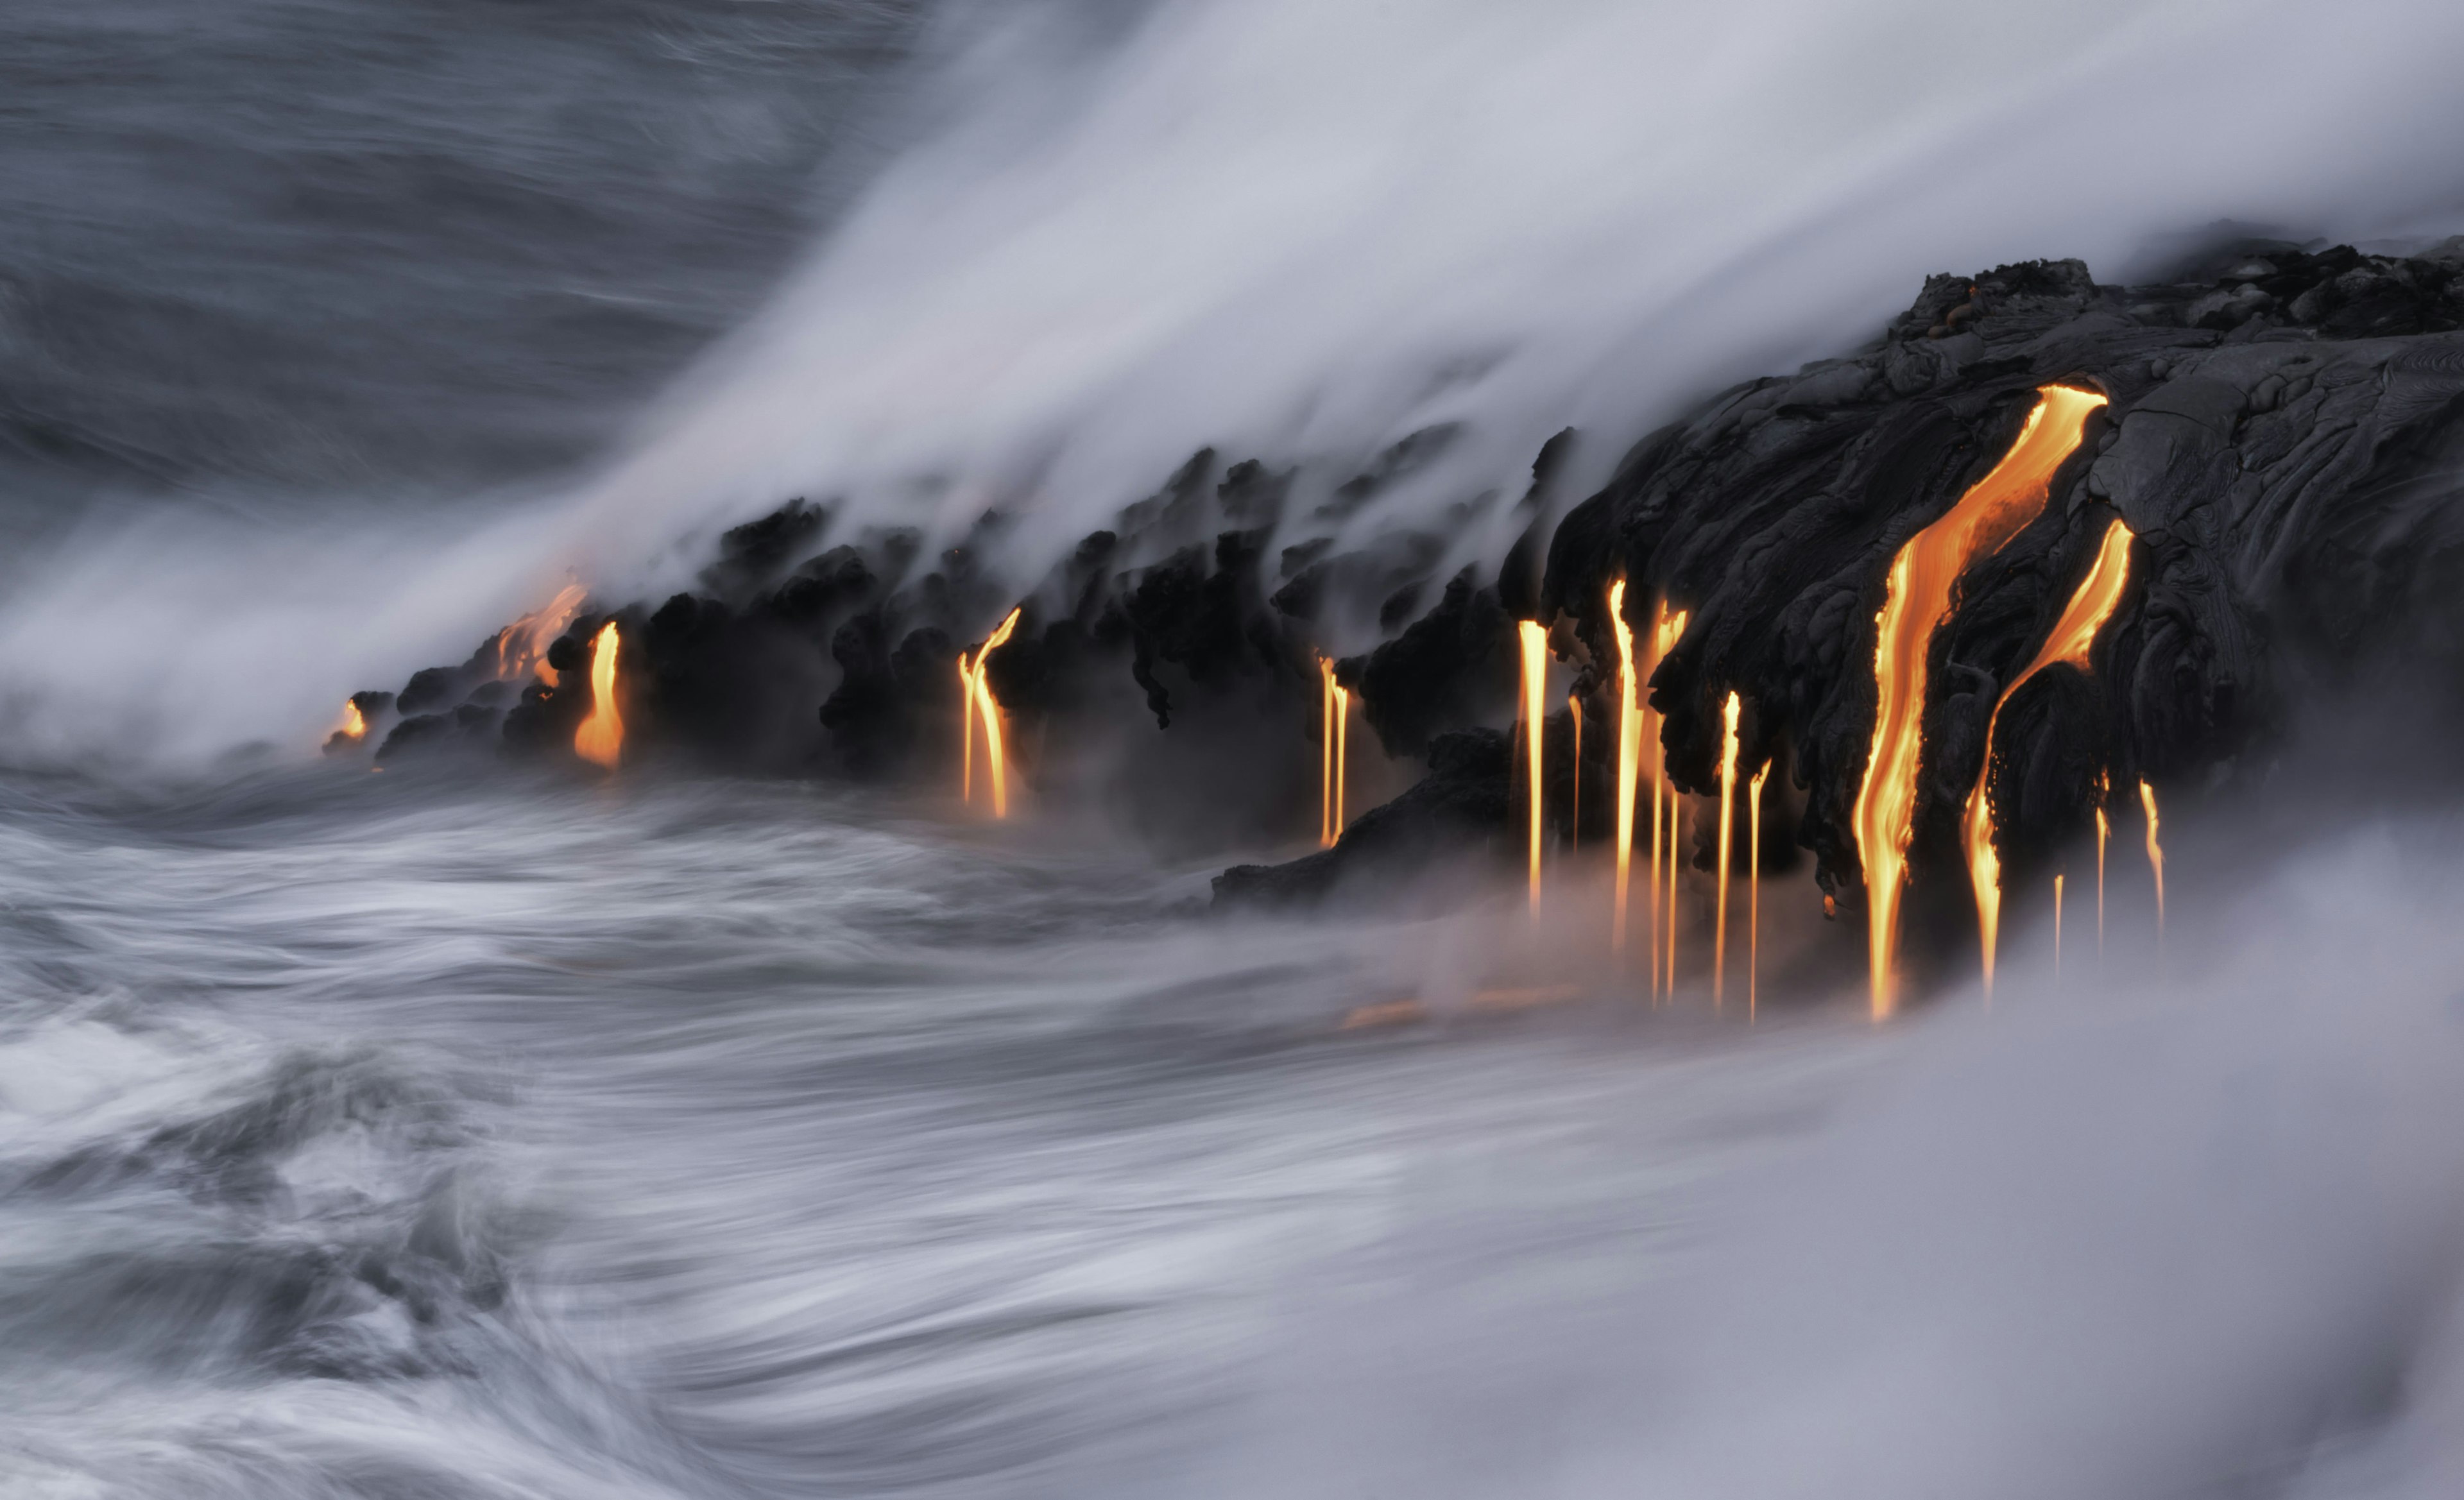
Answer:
332, 700, 367, 743
496, 583, 588, 688
1851, 384, 2107, 1018
1962, 517, 2135, 997
959, 608, 1023, 817
574, 622, 624, 769
1518, 620, 1548, 916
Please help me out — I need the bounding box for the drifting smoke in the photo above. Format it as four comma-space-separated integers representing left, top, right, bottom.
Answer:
3, 0, 2464, 767
1200, 819, 2464, 1500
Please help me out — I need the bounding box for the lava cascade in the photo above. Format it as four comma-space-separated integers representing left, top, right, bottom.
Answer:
959, 608, 1023, 817
574, 622, 624, 769
1960, 517, 2135, 994
1850, 384, 2107, 1018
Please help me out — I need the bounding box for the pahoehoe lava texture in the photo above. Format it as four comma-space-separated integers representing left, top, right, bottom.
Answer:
357, 243, 2464, 951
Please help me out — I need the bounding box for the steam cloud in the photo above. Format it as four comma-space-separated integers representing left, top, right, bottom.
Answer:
7, 0, 2464, 764
1193, 821, 2464, 1499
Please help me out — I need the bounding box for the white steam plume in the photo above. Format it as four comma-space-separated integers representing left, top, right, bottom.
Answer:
7, 0, 2464, 763
1195, 820, 2464, 1499
568, 0, 2464, 602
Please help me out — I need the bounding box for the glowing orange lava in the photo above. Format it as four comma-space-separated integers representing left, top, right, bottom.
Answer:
1651, 604, 1688, 999
1850, 384, 2107, 1018
959, 608, 1023, 817
331, 699, 367, 743
2095, 770, 2110, 960
1961, 517, 2135, 996
495, 583, 588, 688
1518, 620, 1548, 916
1567, 694, 1582, 852
1319, 659, 1333, 844
1664, 789, 1683, 999
574, 622, 623, 769
1714, 691, 1741, 1009
1749, 760, 1769, 1022
1333, 674, 1350, 841
2053, 871, 2066, 982
1609, 581, 1641, 962
2139, 778, 2165, 938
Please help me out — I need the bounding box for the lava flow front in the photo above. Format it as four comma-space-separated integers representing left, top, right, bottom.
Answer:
574, 622, 624, 769
1850, 384, 2107, 1018
1960, 517, 2135, 995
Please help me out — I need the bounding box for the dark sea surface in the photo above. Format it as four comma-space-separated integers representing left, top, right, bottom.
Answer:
0, 0, 923, 523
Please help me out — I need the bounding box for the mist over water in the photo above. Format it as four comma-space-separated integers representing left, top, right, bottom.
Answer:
10, 1, 2464, 1495
10, 767, 2464, 1497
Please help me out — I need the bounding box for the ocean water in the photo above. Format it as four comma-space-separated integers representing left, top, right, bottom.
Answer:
14, 1, 2464, 1496
10, 767, 2464, 1498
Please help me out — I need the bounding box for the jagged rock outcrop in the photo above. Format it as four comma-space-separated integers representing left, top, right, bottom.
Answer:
352, 239, 2464, 960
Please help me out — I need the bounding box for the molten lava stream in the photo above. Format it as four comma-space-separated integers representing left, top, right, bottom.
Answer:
574, 622, 624, 769
2098, 770, 2115, 960
1333, 678, 1349, 839
2053, 871, 2066, 982
1850, 384, 2107, 1018
1609, 582, 1641, 964
1961, 517, 2135, 997
494, 581, 588, 687
2140, 778, 2166, 942
332, 700, 366, 743
1567, 693, 1582, 852
958, 608, 1024, 818
1714, 691, 1741, 1009
1749, 760, 1768, 1021
1652, 604, 1688, 999
1518, 620, 1547, 916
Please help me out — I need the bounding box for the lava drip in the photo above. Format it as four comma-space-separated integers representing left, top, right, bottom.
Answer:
1748, 761, 1768, 1021
1960, 517, 2135, 996
1652, 603, 1688, 999
1849, 384, 2107, 1018
1518, 620, 1548, 915
959, 608, 1023, 817
574, 622, 624, 770
1609, 581, 1641, 961
2095, 771, 2111, 959
1567, 693, 1582, 852
1714, 691, 1741, 1009
2139, 779, 2165, 939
